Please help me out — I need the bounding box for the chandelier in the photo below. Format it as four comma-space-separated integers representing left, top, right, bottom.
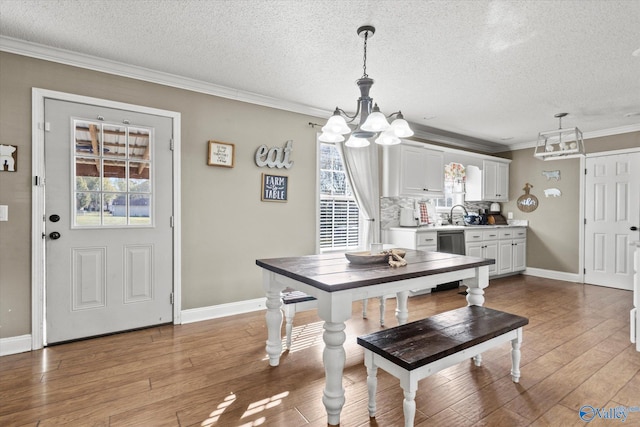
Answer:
318, 26, 414, 148
534, 113, 585, 160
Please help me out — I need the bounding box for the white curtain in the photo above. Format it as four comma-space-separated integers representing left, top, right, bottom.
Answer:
336, 141, 380, 250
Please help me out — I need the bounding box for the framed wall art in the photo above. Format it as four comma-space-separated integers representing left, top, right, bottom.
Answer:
261, 173, 288, 202
208, 140, 235, 168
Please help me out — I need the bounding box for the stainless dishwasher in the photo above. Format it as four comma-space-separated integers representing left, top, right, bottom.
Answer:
435, 229, 466, 292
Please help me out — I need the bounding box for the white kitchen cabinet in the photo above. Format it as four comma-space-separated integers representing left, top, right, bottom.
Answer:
484, 160, 509, 202
512, 238, 527, 271
465, 229, 498, 275
382, 144, 444, 197
465, 160, 509, 202
497, 228, 527, 275
384, 228, 437, 251
466, 227, 525, 276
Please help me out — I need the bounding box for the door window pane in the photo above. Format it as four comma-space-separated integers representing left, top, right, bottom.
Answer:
72, 120, 154, 227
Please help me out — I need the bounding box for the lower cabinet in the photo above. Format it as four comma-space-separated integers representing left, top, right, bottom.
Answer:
466, 237, 498, 276
466, 227, 526, 277
383, 228, 437, 252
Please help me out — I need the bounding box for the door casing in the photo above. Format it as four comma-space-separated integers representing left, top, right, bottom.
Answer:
31, 88, 182, 350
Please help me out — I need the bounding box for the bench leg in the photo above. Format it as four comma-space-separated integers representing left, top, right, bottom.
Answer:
511, 328, 523, 383
364, 351, 378, 418
379, 296, 386, 326
362, 299, 368, 319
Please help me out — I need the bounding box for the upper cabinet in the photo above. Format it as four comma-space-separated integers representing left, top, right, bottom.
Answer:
466, 160, 509, 202
382, 144, 444, 197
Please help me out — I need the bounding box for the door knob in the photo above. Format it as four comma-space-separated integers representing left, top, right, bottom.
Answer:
49, 231, 61, 240
631, 226, 638, 231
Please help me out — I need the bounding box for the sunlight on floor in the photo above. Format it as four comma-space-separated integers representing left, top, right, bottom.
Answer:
261, 320, 325, 361
242, 391, 289, 418
201, 393, 236, 426
200, 391, 290, 426
287, 321, 324, 353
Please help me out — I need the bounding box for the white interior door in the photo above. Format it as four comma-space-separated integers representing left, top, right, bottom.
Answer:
44, 98, 174, 343
584, 152, 640, 290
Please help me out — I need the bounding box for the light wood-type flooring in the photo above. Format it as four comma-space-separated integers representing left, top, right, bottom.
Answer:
1, 275, 638, 426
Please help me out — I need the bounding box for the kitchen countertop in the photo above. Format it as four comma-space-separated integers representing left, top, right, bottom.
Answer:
389, 223, 527, 231
387, 219, 529, 231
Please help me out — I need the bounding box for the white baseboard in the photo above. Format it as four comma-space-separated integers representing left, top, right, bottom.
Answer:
0, 334, 32, 356
523, 267, 581, 283
181, 297, 267, 324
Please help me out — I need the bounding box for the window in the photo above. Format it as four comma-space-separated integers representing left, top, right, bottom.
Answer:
73, 120, 153, 227
435, 162, 465, 212
319, 142, 359, 251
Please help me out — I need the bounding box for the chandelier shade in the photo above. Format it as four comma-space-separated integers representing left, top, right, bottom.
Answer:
375, 129, 401, 145
318, 26, 413, 147
345, 135, 371, 147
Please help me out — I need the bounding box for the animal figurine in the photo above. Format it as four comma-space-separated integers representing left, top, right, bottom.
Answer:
542, 170, 561, 181
544, 188, 561, 197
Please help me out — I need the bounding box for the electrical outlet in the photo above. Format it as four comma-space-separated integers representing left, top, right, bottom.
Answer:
0, 205, 7, 221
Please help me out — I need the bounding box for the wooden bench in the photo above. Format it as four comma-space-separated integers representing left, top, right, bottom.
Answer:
281, 288, 387, 349
357, 305, 528, 427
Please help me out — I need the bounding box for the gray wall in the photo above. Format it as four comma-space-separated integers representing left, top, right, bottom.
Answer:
500, 132, 639, 273
1, 51, 638, 340
0, 52, 320, 338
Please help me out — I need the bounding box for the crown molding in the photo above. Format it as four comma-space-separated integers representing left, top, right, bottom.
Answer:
6, 35, 633, 154
507, 123, 640, 151
0, 35, 330, 119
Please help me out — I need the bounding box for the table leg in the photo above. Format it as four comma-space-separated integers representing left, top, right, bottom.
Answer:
466, 265, 488, 307
263, 273, 283, 366
322, 321, 346, 426
395, 290, 409, 325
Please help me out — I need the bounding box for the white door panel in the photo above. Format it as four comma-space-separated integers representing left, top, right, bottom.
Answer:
584, 152, 640, 290
45, 99, 173, 343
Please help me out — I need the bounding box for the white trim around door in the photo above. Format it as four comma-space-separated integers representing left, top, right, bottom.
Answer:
31, 88, 182, 350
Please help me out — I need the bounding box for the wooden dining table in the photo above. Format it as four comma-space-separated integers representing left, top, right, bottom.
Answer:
255, 249, 494, 426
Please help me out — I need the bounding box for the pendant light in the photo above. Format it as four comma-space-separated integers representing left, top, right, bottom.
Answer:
318, 26, 413, 147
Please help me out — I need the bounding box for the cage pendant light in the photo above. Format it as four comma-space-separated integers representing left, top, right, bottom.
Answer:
534, 113, 585, 160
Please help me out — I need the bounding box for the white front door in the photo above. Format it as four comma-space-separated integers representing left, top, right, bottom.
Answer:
584, 152, 640, 290
44, 98, 174, 343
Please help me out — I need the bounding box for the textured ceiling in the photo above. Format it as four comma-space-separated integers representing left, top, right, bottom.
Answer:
1, 0, 639, 151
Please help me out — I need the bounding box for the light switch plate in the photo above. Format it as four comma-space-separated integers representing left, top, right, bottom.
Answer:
0, 205, 8, 221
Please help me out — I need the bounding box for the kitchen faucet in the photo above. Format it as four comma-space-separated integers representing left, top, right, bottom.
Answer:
449, 204, 468, 225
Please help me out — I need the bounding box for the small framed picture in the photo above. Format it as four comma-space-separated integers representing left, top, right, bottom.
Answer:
261, 173, 288, 202
208, 141, 235, 168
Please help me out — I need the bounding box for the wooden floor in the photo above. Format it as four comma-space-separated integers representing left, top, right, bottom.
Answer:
1, 275, 638, 426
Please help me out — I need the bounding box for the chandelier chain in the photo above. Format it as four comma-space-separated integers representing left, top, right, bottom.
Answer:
362, 31, 368, 78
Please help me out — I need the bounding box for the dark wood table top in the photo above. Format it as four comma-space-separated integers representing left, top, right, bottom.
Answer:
256, 250, 494, 292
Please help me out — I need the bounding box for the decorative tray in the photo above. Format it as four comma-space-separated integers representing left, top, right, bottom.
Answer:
345, 249, 406, 265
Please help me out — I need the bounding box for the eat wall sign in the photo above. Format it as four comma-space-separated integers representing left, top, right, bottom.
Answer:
255, 140, 293, 169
